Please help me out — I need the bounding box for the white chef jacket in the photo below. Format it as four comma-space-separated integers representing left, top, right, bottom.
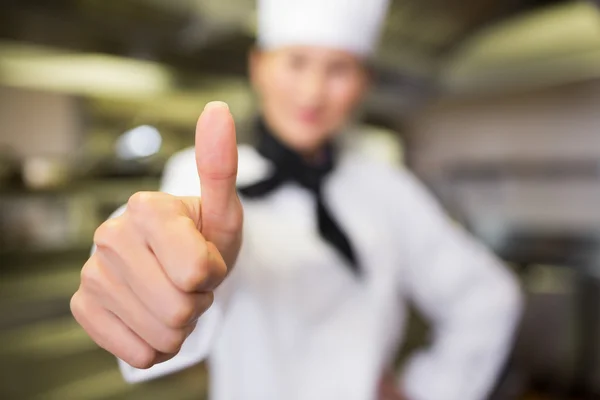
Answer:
112, 141, 522, 400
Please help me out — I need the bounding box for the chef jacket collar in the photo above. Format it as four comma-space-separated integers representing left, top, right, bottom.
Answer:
238, 117, 361, 276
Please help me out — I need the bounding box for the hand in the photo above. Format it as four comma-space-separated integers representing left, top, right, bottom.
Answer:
378, 370, 406, 400
70, 102, 243, 369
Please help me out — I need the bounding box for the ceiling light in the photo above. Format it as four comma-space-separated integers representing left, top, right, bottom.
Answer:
0, 42, 173, 98
115, 125, 162, 160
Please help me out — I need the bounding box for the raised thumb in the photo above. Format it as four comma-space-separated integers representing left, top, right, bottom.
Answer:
195, 101, 241, 245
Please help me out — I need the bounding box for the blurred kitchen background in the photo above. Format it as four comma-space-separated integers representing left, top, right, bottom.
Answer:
1, 0, 600, 399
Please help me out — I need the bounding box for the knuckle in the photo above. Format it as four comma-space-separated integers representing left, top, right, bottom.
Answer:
69, 291, 86, 320
171, 215, 200, 241
127, 192, 181, 228
93, 219, 125, 249
176, 250, 209, 292
165, 299, 196, 328
198, 292, 215, 314
70, 291, 102, 339
181, 267, 207, 293
213, 261, 228, 285
204, 243, 228, 288
178, 214, 199, 233
127, 347, 157, 370
157, 330, 186, 354
163, 197, 182, 215
80, 259, 105, 292
127, 192, 155, 215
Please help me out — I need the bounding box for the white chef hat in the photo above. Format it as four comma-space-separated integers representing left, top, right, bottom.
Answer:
257, 0, 391, 58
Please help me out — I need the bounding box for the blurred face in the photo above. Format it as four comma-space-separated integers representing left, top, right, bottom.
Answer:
250, 46, 369, 154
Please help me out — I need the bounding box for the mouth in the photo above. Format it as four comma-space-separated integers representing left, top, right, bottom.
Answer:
296, 109, 321, 124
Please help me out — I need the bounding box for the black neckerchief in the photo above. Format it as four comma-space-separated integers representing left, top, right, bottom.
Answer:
238, 118, 360, 276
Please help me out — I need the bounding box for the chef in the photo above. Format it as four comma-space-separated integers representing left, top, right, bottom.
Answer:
71, 0, 523, 399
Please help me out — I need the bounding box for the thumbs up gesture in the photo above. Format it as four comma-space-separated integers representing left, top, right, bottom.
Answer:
71, 102, 243, 369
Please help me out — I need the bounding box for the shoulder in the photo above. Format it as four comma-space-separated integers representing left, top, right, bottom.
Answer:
338, 149, 413, 192
339, 149, 443, 216
159, 145, 270, 196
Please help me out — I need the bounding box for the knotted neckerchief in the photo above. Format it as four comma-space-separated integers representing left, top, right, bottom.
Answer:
238, 118, 360, 275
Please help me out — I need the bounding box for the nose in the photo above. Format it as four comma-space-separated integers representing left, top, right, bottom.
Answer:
298, 68, 326, 107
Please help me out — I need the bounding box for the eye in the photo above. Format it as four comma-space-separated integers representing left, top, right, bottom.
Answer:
328, 61, 353, 78
287, 53, 307, 71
